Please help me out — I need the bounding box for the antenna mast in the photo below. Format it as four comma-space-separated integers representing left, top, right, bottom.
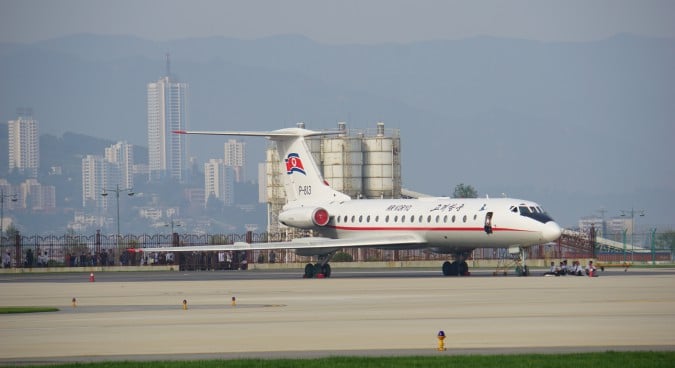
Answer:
165, 52, 171, 78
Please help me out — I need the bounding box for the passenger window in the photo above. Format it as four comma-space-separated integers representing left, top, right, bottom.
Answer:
351, 215, 355, 223
343, 215, 348, 222
463, 215, 467, 223
473, 214, 477, 220
359, 215, 363, 223
375, 216, 379, 222
385, 215, 389, 223
410, 216, 414, 223
394, 215, 398, 222
419, 215, 423, 222
367, 215, 371, 223
443, 215, 448, 223
401, 215, 406, 223
337, 216, 340, 223
452, 215, 456, 223
427, 215, 432, 223
435, 215, 440, 223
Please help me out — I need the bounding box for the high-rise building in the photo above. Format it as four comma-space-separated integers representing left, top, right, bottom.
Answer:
82, 154, 119, 209
8, 114, 39, 178
224, 139, 246, 182
105, 141, 134, 189
204, 159, 234, 206
18, 179, 55, 211
147, 56, 189, 182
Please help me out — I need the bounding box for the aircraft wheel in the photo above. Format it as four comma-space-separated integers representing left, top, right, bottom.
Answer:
442, 261, 452, 276
304, 263, 315, 278
443, 261, 459, 276
322, 264, 332, 278
460, 261, 469, 276
450, 262, 459, 276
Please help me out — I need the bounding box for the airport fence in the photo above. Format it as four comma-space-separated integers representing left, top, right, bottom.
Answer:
1, 230, 672, 270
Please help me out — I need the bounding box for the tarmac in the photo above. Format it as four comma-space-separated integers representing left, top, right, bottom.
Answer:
1, 268, 674, 364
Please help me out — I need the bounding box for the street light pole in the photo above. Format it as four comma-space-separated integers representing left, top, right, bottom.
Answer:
620, 208, 645, 263
1, 190, 18, 248
167, 218, 181, 234
101, 184, 134, 250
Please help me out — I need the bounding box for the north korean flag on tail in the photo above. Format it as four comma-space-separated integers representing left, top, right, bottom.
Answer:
285, 153, 306, 175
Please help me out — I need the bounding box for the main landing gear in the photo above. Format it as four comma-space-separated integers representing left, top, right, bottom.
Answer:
515, 246, 530, 276
442, 252, 471, 276
303, 253, 333, 278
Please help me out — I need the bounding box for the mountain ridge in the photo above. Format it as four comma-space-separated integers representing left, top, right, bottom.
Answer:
1, 33, 673, 227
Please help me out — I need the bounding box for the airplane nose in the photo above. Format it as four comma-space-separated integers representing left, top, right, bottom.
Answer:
542, 221, 562, 242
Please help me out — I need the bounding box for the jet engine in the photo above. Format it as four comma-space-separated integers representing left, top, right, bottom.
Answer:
278, 207, 330, 229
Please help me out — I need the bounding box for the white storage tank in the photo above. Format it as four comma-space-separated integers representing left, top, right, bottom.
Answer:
295, 122, 323, 173
321, 123, 363, 197
265, 146, 285, 204
362, 122, 401, 198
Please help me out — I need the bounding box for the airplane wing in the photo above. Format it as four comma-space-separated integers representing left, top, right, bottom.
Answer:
140, 234, 425, 253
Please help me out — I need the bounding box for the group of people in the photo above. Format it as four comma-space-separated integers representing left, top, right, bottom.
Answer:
544, 259, 599, 277
2, 250, 51, 268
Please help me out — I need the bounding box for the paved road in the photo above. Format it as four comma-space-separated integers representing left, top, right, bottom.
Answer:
2, 266, 672, 282
1, 268, 674, 364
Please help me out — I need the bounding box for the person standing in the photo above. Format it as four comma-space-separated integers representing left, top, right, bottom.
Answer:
3, 251, 11, 268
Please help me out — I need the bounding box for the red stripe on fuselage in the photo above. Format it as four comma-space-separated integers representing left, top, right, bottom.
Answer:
327, 225, 531, 232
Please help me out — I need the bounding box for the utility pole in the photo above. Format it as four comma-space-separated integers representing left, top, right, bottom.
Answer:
620, 208, 645, 264
101, 184, 134, 250
1, 190, 18, 248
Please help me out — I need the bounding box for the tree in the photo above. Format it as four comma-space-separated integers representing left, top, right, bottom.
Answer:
656, 231, 675, 261
452, 183, 478, 198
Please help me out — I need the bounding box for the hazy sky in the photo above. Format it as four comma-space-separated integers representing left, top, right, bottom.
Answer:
1, 0, 674, 44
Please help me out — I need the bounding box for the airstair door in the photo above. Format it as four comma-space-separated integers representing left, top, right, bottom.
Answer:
484, 212, 493, 234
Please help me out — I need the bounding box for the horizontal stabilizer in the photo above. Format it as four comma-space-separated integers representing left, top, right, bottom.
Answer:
173, 128, 343, 139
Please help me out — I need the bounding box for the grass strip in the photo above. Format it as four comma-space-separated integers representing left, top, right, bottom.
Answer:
10, 351, 675, 368
0, 306, 59, 314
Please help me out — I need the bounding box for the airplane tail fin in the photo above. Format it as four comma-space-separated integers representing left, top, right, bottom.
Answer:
174, 128, 351, 204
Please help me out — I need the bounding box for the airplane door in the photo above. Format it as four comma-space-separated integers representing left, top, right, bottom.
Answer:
484, 212, 493, 234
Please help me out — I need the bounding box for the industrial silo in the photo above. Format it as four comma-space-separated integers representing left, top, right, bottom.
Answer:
362, 122, 401, 199
321, 122, 363, 198
265, 145, 286, 233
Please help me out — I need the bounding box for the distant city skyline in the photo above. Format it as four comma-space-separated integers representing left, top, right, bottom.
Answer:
1, 1, 674, 45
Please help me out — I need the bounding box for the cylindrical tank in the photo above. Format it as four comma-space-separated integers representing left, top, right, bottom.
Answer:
362, 124, 401, 199
295, 122, 322, 175
305, 136, 322, 171
265, 146, 285, 204
322, 134, 363, 198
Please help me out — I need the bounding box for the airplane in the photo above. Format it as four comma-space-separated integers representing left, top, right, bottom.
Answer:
141, 127, 562, 278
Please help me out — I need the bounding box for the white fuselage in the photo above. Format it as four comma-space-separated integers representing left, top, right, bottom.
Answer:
309, 197, 561, 252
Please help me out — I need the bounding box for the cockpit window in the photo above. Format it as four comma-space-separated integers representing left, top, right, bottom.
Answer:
519, 205, 553, 223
